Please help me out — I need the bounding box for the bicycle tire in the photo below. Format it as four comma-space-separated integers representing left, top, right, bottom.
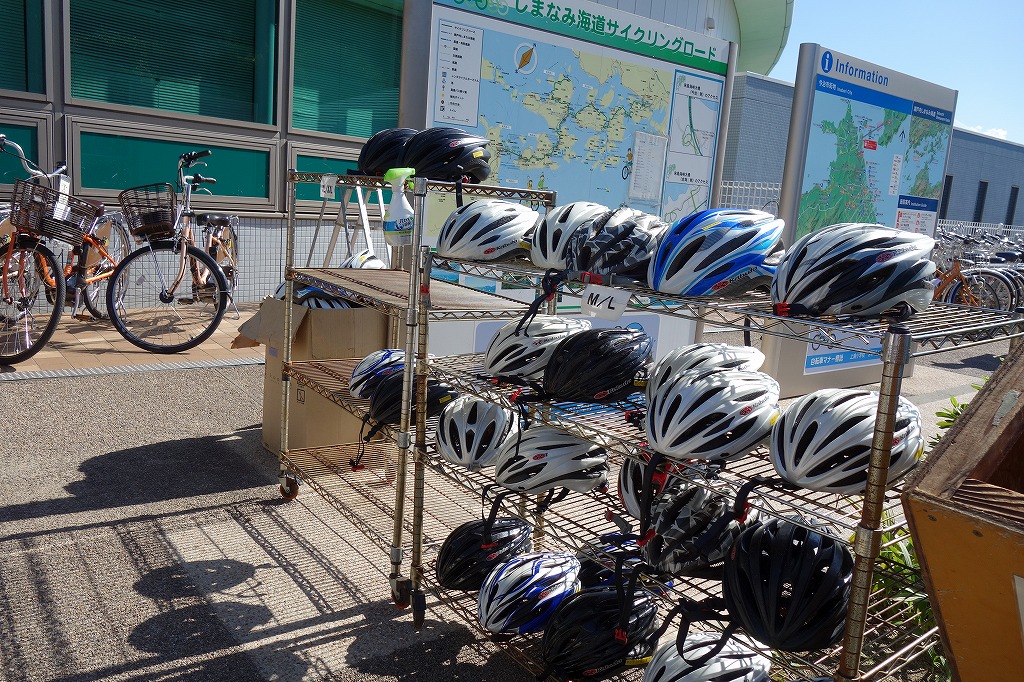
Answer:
944, 274, 1000, 309
0, 237, 64, 364
962, 268, 1016, 311
106, 242, 228, 353
83, 215, 133, 320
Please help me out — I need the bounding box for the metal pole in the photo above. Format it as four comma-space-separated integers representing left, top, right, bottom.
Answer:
389, 175, 428, 608
836, 324, 912, 681
412, 245, 432, 629
278, 172, 297, 492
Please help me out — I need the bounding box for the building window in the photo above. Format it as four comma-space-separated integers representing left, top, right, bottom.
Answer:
1007, 186, 1019, 226
292, 0, 403, 138
0, 0, 44, 93
973, 181, 988, 223
69, 0, 276, 124
938, 175, 953, 220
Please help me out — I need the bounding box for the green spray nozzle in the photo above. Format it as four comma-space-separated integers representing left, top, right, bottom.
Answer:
383, 167, 415, 189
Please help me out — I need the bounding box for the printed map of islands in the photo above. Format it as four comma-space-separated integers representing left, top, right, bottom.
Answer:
797, 100, 951, 238
474, 43, 719, 218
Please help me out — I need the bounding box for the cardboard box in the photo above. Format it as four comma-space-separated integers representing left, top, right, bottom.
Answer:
237, 297, 389, 452
902, 344, 1024, 681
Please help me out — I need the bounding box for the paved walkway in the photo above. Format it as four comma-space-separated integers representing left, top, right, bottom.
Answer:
0, 302, 266, 379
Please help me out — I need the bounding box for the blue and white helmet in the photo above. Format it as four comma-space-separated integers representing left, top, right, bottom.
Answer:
349, 349, 406, 399
648, 208, 783, 295
478, 552, 581, 634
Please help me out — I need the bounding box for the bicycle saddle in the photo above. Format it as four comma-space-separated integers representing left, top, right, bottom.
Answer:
197, 213, 232, 227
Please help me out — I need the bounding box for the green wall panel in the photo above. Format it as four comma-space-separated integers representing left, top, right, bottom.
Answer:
80, 132, 269, 199
0, 124, 38, 184
292, 0, 402, 137
0, 0, 44, 93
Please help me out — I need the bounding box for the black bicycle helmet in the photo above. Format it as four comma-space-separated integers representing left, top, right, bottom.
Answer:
645, 486, 755, 580
357, 127, 418, 176
365, 371, 459, 427
540, 586, 659, 680
543, 327, 652, 402
723, 518, 853, 652
565, 208, 665, 281
398, 126, 491, 182
435, 517, 533, 590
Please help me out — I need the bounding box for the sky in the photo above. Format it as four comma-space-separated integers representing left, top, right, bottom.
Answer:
766, 1, 1024, 146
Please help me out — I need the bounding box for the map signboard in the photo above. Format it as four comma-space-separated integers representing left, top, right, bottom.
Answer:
784, 44, 957, 240
424, 0, 729, 242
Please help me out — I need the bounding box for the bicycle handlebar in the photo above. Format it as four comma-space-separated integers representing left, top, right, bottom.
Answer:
0, 133, 67, 183
180, 149, 212, 167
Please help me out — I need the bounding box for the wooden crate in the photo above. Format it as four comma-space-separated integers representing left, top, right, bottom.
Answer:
902, 344, 1024, 682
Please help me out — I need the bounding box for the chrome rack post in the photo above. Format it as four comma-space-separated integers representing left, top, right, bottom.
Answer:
836, 324, 912, 681
411, 245, 432, 629
389, 175, 428, 608
278, 172, 298, 492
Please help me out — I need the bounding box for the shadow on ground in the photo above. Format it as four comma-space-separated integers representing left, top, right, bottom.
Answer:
0, 426, 275, 525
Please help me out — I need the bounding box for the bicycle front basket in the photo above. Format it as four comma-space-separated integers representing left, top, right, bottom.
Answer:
118, 183, 177, 239
9, 179, 100, 247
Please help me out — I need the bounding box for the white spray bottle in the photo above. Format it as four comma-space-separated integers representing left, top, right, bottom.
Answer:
382, 167, 415, 247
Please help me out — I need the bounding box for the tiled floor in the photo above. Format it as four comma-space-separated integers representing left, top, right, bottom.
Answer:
1, 300, 266, 377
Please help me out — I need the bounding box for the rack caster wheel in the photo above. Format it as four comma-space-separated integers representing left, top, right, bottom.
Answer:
412, 591, 427, 630
392, 577, 411, 608
279, 476, 299, 501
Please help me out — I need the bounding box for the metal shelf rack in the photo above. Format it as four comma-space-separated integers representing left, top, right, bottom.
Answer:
278, 172, 1024, 680
279, 171, 555, 613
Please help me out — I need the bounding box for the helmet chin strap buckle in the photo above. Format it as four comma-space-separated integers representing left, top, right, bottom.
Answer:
579, 271, 604, 285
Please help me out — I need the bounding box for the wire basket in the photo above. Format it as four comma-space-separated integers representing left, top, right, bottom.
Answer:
8, 178, 101, 247
118, 183, 177, 240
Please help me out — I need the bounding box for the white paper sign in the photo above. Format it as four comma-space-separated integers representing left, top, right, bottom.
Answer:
319, 174, 338, 200
581, 284, 630, 321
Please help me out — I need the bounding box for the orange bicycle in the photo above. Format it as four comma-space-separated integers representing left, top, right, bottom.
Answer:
0, 133, 119, 364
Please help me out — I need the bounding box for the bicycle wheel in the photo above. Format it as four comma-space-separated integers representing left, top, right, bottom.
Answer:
962, 268, 1016, 311
83, 215, 134, 320
0, 237, 64, 365
208, 223, 239, 293
945, 274, 1000, 309
106, 242, 228, 353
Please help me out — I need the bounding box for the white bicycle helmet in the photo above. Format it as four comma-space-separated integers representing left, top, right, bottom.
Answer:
645, 368, 782, 462
478, 552, 581, 634
645, 485, 757, 579
435, 395, 519, 471
565, 208, 666, 280
770, 388, 924, 494
436, 198, 538, 261
771, 223, 936, 320
349, 349, 406, 399
494, 426, 609, 495
340, 248, 387, 269
531, 202, 609, 269
648, 208, 784, 295
642, 630, 771, 682
482, 315, 592, 381
647, 344, 766, 400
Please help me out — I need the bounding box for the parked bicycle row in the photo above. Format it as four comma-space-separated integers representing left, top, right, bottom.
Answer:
932, 223, 1024, 311
0, 134, 240, 364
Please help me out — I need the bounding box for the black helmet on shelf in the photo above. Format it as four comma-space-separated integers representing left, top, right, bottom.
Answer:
366, 371, 459, 426
565, 208, 665, 281
723, 518, 853, 652
543, 327, 652, 402
357, 127, 419, 176
398, 126, 492, 183
540, 585, 659, 680
435, 517, 533, 590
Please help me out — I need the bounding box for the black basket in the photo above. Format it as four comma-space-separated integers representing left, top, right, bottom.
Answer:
9, 179, 100, 247
118, 183, 177, 239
